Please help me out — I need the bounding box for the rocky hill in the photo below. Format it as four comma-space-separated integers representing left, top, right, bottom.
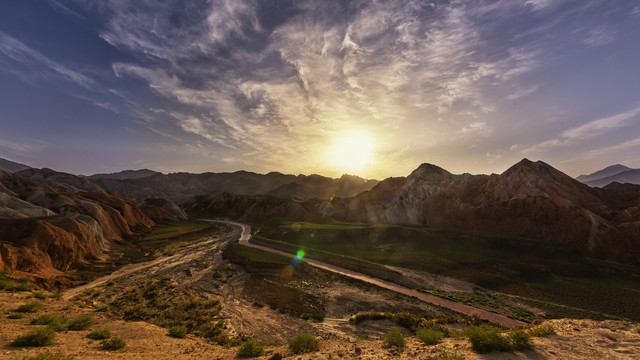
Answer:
0, 168, 184, 288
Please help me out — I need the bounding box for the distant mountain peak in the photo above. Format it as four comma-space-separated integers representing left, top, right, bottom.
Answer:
408, 163, 451, 179
576, 164, 632, 183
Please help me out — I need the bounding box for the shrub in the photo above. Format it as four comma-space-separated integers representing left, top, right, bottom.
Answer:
30, 315, 68, 332
87, 329, 112, 340
288, 331, 319, 354
382, 328, 406, 348
510, 329, 532, 350
16, 351, 74, 360
252, 300, 265, 308
168, 325, 187, 338
46, 317, 68, 332
11, 328, 56, 347
28, 292, 48, 300
102, 337, 126, 350
416, 327, 445, 345
439, 349, 465, 360
30, 315, 64, 325
357, 333, 369, 340
49, 292, 63, 299
350, 311, 390, 325
94, 305, 110, 312
8, 312, 26, 319
310, 313, 325, 322
636, 326, 640, 334
14, 282, 37, 291
16, 301, 43, 313
237, 339, 264, 357
528, 323, 556, 337
61, 305, 72, 311
465, 325, 512, 353
67, 315, 94, 330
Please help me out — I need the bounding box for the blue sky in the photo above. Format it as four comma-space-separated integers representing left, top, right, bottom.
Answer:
0, 0, 639, 178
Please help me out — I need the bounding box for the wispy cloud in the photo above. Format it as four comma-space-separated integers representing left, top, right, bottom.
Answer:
524, 105, 640, 153
0, 32, 96, 89
582, 25, 615, 46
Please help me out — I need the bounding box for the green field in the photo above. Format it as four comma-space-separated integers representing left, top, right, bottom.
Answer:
137, 221, 215, 246
258, 222, 640, 321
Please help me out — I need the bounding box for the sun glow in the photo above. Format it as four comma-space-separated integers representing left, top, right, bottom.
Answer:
326, 130, 376, 175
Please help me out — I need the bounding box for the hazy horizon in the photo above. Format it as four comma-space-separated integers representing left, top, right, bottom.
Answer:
1, 1, 639, 178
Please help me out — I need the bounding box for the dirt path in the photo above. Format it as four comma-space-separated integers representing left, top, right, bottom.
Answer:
63, 230, 237, 300
213, 220, 526, 328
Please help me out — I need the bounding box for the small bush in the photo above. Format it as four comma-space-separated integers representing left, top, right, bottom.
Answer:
30, 315, 67, 332
465, 325, 512, 353
61, 305, 72, 311
16, 351, 74, 360
8, 312, 26, 319
30, 315, 64, 325
87, 329, 111, 340
102, 337, 126, 350
382, 328, 406, 348
528, 323, 556, 337
94, 305, 110, 312
636, 326, 640, 334
14, 282, 37, 291
288, 331, 319, 354
16, 301, 44, 313
47, 317, 68, 332
67, 315, 94, 330
28, 292, 49, 300
49, 292, 63, 299
439, 349, 465, 360
310, 313, 326, 321
510, 329, 532, 350
237, 339, 264, 357
11, 328, 56, 347
357, 333, 369, 340
168, 325, 187, 338
252, 300, 265, 308
416, 327, 445, 345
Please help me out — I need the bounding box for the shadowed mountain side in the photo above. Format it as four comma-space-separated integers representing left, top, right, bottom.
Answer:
91, 171, 379, 202
188, 159, 640, 265
0, 157, 31, 173
0, 169, 184, 288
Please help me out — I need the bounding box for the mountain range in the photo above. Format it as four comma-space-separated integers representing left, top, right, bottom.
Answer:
1, 157, 640, 285
576, 164, 640, 188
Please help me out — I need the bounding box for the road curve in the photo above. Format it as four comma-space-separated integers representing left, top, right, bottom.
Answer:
210, 219, 526, 328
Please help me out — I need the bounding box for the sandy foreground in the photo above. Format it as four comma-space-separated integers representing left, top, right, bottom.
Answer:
2, 291, 640, 359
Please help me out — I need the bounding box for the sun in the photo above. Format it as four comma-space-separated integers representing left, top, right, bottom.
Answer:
326, 130, 375, 175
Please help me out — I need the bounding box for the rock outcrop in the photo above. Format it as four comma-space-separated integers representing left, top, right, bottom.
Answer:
0, 169, 182, 288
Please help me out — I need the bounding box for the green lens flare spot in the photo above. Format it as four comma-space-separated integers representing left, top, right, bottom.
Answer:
296, 250, 305, 260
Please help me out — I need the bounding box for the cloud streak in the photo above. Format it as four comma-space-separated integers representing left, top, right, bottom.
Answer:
0, 32, 96, 89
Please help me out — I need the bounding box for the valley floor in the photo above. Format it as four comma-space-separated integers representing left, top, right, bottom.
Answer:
1, 221, 639, 359
2, 289, 639, 359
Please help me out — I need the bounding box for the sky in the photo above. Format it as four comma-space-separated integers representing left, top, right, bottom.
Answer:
0, 0, 639, 179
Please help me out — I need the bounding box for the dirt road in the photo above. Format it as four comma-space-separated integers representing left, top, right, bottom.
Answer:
213, 219, 526, 328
